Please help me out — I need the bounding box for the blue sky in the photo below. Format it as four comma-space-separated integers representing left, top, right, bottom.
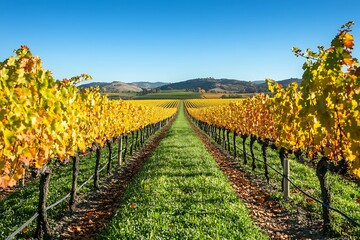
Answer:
1, 0, 359, 83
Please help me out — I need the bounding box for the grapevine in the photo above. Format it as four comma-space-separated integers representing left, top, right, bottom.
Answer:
0, 47, 177, 188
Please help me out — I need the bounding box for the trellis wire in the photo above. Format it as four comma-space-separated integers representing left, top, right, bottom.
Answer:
194, 118, 360, 228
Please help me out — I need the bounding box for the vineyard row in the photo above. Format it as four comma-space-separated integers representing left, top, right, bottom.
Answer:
183, 22, 360, 235
0, 46, 179, 189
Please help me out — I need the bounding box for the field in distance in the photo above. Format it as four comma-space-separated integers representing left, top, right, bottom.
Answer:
202, 92, 258, 99
105, 90, 202, 100
135, 90, 202, 99
105, 90, 260, 100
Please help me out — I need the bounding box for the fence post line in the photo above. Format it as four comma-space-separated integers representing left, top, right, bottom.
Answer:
140, 127, 144, 144
124, 134, 129, 161
233, 132, 237, 159
250, 135, 256, 171
130, 131, 134, 156
106, 139, 113, 174
35, 165, 52, 240
223, 128, 226, 149
118, 135, 123, 166
283, 156, 290, 200
19, 173, 25, 187
94, 144, 101, 190
135, 130, 139, 150
70, 152, 79, 212
261, 140, 270, 184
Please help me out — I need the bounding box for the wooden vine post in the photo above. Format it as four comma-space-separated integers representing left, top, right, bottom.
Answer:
19, 173, 25, 187
282, 149, 290, 201
216, 127, 220, 143
316, 157, 331, 234
123, 134, 128, 162
226, 130, 230, 151
233, 133, 237, 159
213, 126, 217, 142
135, 130, 139, 150
69, 152, 80, 212
118, 135, 123, 166
140, 128, 144, 146
94, 144, 101, 190
283, 157, 290, 200
130, 131, 134, 156
250, 135, 256, 170
106, 139, 113, 175
260, 139, 270, 183
36, 165, 52, 240
222, 128, 226, 149
241, 135, 248, 165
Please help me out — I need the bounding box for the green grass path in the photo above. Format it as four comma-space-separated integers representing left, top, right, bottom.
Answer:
99, 103, 267, 239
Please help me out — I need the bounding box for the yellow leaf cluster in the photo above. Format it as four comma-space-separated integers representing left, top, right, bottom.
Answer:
185, 22, 360, 178
0, 47, 178, 188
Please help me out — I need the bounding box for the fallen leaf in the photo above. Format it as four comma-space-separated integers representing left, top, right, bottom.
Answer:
257, 196, 265, 203
273, 207, 281, 213
291, 188, 300, 194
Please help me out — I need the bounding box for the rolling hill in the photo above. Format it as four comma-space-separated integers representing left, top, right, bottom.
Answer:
159, 78, 302, 93
79, 81, 142, 92
77, 82, 109, 88
130, 81, 167, 89
78, 78, 302, 93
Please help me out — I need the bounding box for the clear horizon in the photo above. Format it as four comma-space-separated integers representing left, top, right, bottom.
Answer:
79, 77, 302, 85
1, 0, 359, 83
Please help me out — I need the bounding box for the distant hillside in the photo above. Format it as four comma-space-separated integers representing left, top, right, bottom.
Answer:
130, 81, 167, 89
78, 78, 302, 93
78, 81, 142, 92
78, 82, 109, 88
159, 78, 302, 93
104, 81, 142, 92
252, 80, 265, 84
277, 78, 302, 87
160, 78, 261, 93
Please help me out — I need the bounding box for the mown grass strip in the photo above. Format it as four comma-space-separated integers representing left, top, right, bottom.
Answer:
99, 103, 267, 239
